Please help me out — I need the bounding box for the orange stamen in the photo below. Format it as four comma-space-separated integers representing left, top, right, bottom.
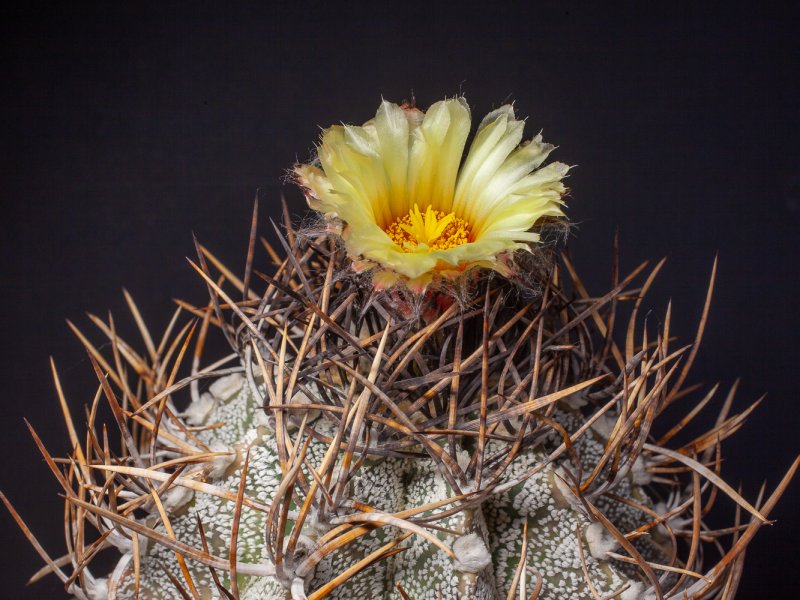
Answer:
385, 204, 471, 252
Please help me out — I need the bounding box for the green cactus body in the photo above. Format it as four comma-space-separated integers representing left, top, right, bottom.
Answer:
112, 373, 656, 600
8, 238, 786, 600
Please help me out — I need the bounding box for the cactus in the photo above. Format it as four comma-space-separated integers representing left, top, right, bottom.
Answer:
4, 224, 795, 600
4, 98, 796, 599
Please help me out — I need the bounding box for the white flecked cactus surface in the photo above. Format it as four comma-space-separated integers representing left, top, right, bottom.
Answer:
8, 228, 791, 600
110, 370, 662, 600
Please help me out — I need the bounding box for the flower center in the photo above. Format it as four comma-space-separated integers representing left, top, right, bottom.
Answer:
385, 204, 472, 252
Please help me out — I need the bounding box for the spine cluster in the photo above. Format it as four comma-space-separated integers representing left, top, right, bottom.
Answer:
4, 214, 796, 600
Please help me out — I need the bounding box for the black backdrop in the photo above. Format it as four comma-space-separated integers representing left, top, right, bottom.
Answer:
1, 3, 798, 598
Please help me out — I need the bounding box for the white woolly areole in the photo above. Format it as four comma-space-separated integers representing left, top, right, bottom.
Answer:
209, 373, 244, 400
620, 581, 646, 600
551, 466, 583, 510
253, 406, 274, 429
590, 413, 617, 440
90, 579, 108, 600
77, 575, 107, 600
161, 484, 194, 512
206, 440, 236, 479
249, 361, 264, 378
632, 455, 652, 485
302, 507, 330, 538
288, 389, 321, 427
562, 389, 588, 409
585, 521, 619, 559
654, 499, 693, 534
452, 533, 491, 573
291, 576, 308, 600
184, 392, 216, 426
456, 449, 472, 471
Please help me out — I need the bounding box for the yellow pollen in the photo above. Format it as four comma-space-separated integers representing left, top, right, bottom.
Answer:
385, 204, 472, 252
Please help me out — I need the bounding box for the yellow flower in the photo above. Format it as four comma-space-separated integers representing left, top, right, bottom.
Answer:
294, 98, 569, 291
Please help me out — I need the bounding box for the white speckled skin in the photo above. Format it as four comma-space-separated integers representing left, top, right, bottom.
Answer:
112, 373, 662, 600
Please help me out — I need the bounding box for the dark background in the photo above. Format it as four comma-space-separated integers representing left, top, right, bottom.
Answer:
1, 2, 797, 598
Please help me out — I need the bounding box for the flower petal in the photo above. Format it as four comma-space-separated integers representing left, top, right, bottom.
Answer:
452, 104, 525, 226
476, 162, 569, 236
372, 100, 412, 222
294, 98, 570, 290
467, 134, 557, 230
293, 164, 341, 214
407, 98, 471, 213
320, 124, 392, 226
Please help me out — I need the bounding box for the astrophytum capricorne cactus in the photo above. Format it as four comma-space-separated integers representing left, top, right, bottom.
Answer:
4, 97, 796, 600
